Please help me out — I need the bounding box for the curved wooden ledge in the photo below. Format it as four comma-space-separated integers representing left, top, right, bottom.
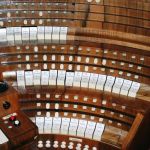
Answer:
14, 85, 150, 114
69, 28, 150, 46
67, 34, 150, 55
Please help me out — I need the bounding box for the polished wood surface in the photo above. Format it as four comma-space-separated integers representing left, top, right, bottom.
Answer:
0, 0, 150, 35
0, 86, 19, 117
0, 85, 38, 150
0, 0, 150, 150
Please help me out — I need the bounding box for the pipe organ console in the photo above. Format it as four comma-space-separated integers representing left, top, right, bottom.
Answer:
0, 0, 150, 150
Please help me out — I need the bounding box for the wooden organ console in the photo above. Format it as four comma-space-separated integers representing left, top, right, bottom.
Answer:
0, 0, 150, 150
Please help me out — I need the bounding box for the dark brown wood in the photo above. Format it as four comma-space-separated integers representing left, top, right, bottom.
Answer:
0, 85, 38, 149
0, 86, 19, 117
122, 110, 150, 150
0, 1, 150, 150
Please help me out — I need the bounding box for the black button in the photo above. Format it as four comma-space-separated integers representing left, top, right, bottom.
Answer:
0, 81, 8, 93
3, 101, 11, 109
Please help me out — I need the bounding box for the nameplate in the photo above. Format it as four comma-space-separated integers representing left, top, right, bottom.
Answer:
69, 137, 82, 143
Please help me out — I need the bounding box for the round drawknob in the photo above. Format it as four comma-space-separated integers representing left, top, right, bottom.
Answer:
76, 147, 81, 150
3, 101, 11, 109
45, 143, 51, 148
61, 144, 66, 149
53, 144, 59, 148
68, 145, 73, 149
9, 116, 16, 122
83, 148, 89, 150
14, 120, 21, 127
38, 143, 43, 148
0, 81, 8, 93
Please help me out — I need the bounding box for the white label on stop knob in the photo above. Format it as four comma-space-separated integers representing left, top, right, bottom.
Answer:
25, 71, 33, 86
22, 27, 30, 42
128, 82, 140, 97
96, 74, 106, 90
14, 27, 22, 44
30, 27, 37, 42
81, 72, 90, 88
37, 26, 45, 43
17, 70, 25, 86
49, 70, 57, 85
7, 27, 15, 45
45, 26, 52, 43
52, 27, 60, 43
41, 71, 49, 85
33, 70, 41, 85
73, 72, 82, 87
60, 27, 68, 44
57, 70, 66, 86
66, 72, 74, 86
0, 28, 7, 43
112, 77, 124, 94
89, 73, 98, 89
120, 79, 132, 95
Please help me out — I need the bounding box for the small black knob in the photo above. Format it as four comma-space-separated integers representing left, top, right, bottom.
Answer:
3, 101, 11, 109
0, 81, 8, 93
